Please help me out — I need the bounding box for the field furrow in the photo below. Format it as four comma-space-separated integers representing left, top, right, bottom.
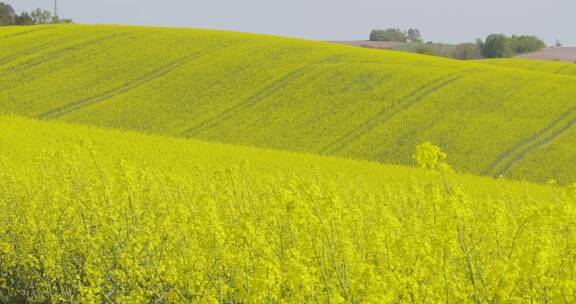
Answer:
182, 55, 343, 136
38, 44, 234, 119
555, 64, 571, 75
0, 26, 56, 39
0, 32, 130, 77
483, 107, 576, 176
0, 36, 79, 66
320, 70, 476, 154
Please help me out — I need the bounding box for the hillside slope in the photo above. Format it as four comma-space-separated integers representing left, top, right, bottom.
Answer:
1, 25, 575, 183
1, 115, 575, 302
480, 58, 576, 76
0, 114, 550, 199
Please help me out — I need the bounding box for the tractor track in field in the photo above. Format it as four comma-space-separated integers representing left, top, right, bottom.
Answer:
0, 26, 56, 39
482, 107, 576, 177
319, 69, 477, 155
554, 64, 572, 75
0, 36, 79, 66
0, 33, 130, 77
38, 44, 234, 119
181, 55, 343, 137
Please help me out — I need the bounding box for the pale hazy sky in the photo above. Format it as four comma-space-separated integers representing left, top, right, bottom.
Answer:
6, 0, 575, 45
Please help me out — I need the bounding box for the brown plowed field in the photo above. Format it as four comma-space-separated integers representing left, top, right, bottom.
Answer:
328, 40, 404, 48
515, 47, 576, 63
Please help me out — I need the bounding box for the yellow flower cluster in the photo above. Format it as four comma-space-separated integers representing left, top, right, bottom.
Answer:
0, 116, 574, 303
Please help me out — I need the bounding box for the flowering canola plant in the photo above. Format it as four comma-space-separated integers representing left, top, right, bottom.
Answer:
0, 116, 575, 303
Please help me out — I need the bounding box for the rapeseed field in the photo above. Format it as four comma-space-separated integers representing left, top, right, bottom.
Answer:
2, 23, 576, 303
0, 116, 575, 303
0, 25, 575, 183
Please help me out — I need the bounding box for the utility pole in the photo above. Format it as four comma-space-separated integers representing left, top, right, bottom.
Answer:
54, 0, 58, 18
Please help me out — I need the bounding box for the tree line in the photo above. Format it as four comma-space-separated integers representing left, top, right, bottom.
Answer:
452, 34, 546, 59
0, 2, 72, 26
370, 28, 547, 59
370, 28, 422, 43
475, 34, 546, 58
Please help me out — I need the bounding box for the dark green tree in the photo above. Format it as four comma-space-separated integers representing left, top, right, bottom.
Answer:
481, 34, 514, 58
370, 28, 408, 42
407, 28, 423, 43
0, 2, 15, 25
509, 35, 546, 54
14, 12, 34, 25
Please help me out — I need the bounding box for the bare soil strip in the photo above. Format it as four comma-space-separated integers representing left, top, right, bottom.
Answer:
515, 47, 576, 63
328, 41, 404, 49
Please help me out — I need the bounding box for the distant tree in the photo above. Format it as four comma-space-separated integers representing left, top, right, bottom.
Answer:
52, 16, 73, 24
452, 42, 484, 60
479, 34, 544, 58
407, 28, 423, 43
14, 12, 34, 25
0, 2, 72, 26
0, 2, 15, 25
481, 34, 514, 58
30, 8, 52, 24
370, 28, 408, 42
369, 30, 382, 41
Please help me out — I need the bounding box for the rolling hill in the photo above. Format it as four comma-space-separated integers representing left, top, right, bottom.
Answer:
480, 58, 576, 76
1, 24, 575, 183
0, 114, 574, 302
